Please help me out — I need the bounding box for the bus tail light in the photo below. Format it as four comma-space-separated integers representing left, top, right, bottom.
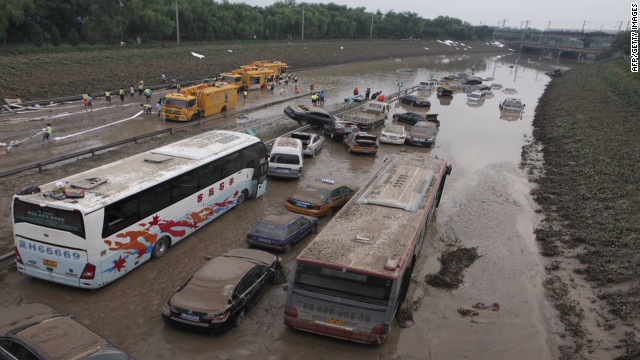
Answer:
15, 246, 23, 264
285, 305, 298, 318
371, 323, 389, 335
80, 263, 96, 279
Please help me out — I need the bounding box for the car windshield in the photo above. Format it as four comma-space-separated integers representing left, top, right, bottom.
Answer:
270, 153, 300, 165
385, 126, 403, 135
505, 99, 522, 107
303, 185, 329, 199
413, 125, 437, 134
164, 98, 188, 108
252, 221, 285, 239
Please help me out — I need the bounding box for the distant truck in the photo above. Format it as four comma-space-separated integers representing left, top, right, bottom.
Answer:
161, 83, 238, 122
217, 67, 275, 92
341, 101, 389, 129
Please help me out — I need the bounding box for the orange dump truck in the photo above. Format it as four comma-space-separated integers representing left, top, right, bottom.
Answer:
161, 83, 238, 122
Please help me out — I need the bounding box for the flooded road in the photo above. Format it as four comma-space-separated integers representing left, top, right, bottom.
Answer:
1, 53, 562, 359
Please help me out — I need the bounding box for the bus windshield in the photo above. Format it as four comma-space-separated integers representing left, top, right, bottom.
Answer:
294, 262, 392, 304
13, 199, 85, 238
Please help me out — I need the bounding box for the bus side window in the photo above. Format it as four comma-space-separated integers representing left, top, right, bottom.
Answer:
139, 182, 171, 219
199, 161, 223, 187
104, 197, 139, 237
221, 152, 241, 178
171, 170, 199, 202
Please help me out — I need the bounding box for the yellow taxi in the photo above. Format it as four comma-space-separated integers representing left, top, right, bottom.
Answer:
285, 179, 357, 217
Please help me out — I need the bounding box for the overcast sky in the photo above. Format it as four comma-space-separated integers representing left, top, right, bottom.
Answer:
229, 0, 630, 32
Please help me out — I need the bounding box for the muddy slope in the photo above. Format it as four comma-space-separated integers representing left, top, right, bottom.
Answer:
523, 57, 640, 359
0, 40, 502, 102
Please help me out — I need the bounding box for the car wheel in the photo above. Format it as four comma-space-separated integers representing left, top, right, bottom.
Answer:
234, 308, 247, 327
326, 207, 334, 216
283, 244, 292, 253
312, 225, 318, 234
299, 119, 308, 126
236, 189, 248, 206
330, 131, 334, 139
152, 237, 170, 259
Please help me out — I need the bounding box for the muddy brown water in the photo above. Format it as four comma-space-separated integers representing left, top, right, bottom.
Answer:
0, 53, 572, 359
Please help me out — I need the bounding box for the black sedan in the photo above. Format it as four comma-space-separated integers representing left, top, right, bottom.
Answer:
162, 248, 282, 334
284, 105, 337, 128
393, 112, 440, 127
399, 95, 431, 107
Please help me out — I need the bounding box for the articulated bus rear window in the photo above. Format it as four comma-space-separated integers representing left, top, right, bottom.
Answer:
294, 262, 392, 303
13, 199, 85, 238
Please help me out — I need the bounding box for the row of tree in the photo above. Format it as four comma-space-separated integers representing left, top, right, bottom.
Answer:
1, 0, 494, 46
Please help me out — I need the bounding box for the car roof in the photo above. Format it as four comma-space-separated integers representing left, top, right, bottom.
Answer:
294, 105, 330, 115
0, 303, 111, 360
414, 121, 437, 128
171, 249, 276, 313
384, 124, 404, 132
304, 179, 349, 191
260, 213, 304, 226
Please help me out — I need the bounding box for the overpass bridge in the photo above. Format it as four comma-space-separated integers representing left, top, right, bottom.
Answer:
494, 29, 615, 58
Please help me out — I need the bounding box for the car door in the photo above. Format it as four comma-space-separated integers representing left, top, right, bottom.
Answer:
293, 217, 312, 241
234, 266, 270, 309
286, 220, 302, 244
309, 112, 331, 127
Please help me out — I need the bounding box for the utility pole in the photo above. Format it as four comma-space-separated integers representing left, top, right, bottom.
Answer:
617, 21, 623, 33
175, 0, 180, 43
370, 13, 373, 40
582, 20, 588, 33
301, 5, 305, 41
502, 19, 506, 28
547, 21, 551, 31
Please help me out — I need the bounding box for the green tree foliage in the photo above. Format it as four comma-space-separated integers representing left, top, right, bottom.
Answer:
0, 0, 496, 45
67, 29, 80, 46
49, 25, 61, 46
29, 23, 44, 47
0, 0, 34, 44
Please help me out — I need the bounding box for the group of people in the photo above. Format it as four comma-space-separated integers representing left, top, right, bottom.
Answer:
311, 92, 325, 106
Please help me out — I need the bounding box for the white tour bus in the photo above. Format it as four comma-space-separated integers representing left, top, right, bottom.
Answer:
284, 153, 451, 344
13, 131, 268, 289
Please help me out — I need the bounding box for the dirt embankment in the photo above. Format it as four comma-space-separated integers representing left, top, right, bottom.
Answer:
522, 57, 640, 359
0, 39, 503, 102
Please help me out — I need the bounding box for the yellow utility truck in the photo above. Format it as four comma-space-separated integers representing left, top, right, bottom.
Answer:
161, 83, 238, 122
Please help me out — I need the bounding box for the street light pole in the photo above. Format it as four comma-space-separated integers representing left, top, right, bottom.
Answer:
370, 13, 373, 40
176, 0, 180, 43
301, 5, 305, 41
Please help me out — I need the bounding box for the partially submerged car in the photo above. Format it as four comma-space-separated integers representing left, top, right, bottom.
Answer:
418, 80, 439, 90
399, 94, 431, 107
503, 87, 518, 94
467, 91, 486, 103
344, 94, 366, 103
392, 112, 440, 127
162, 249, 282, 334
285, 179, 357, 217
344, 132, 379, 154
437, 87, 454, 97
246, 213, 318, 252
379, 124, 407, 145
406, 121, 439, 147
289, 131, 325, 157
499, 98, 525, 112
0, 303, 134, 360
284, 105, 337, 128
322, 119, 359, 139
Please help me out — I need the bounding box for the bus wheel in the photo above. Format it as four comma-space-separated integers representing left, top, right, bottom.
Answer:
152, 237, 170, 259
234, 308, 247, 327
236, 189, 248, 206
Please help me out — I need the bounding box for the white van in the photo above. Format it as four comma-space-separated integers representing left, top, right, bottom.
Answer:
267, 137, 304, 178
418, 80, 439, 91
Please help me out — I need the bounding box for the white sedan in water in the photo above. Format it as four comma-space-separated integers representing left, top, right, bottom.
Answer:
379, 124, 407, 145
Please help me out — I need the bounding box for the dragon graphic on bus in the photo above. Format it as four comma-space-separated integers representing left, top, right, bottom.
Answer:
103, 191, 239, 273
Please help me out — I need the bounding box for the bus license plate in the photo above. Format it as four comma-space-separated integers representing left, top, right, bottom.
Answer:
180, 313, 200, 321
326, 317, 344, 326
43, 259, 58, 268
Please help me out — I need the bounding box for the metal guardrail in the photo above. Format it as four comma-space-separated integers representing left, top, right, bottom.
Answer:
1, 85, 418, 178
